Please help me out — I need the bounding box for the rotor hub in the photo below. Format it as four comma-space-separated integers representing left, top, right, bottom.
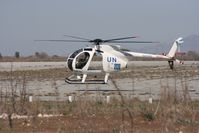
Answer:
90, 39, 103, 45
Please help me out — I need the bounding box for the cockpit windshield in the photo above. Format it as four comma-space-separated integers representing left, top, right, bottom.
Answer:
69, 49, 83, 59
67, 49, 90, 71
67, 49, 83, 71
75, 52, 90, 69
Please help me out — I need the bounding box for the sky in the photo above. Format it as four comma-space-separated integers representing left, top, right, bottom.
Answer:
0, 0, 199, 56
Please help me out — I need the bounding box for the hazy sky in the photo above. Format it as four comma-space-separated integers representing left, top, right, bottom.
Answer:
0, 0, 199, 56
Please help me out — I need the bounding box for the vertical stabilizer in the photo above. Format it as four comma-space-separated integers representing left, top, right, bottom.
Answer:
167, 37, 183, 58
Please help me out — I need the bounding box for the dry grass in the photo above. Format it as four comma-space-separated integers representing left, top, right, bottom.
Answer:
0, 65, 199, 132
0, 99, 198, 132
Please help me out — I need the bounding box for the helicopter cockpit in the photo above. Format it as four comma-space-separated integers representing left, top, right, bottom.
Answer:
67, 48, 92, 71
75, 51, 90, 69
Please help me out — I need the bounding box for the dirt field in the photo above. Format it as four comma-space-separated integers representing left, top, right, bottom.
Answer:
0, 62, 199, 132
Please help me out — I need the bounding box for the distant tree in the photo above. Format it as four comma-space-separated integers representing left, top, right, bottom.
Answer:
39, 52, 49, 59
187, 51, 199, 60
0, 53, 2, 59
15, 51, 20, 58
35, 52, 40, 57
52, 55, 59, 58
34, 52, 49, 59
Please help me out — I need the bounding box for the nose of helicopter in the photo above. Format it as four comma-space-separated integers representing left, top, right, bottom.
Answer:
66, 57, 73, 71
65, 60, 69, 69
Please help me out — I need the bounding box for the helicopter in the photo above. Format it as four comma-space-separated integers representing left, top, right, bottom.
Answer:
36, 35, 184, 84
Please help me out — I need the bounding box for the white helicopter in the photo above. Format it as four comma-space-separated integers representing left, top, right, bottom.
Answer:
36, 35, 184, 84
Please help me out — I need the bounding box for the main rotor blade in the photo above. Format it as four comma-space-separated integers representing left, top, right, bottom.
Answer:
63, 35, 90, 41
34, 40, 89, 42
104, 36, 138, 42
107, 41, 159, 43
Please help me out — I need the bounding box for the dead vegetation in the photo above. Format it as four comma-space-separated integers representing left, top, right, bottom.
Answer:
0, 97, 198, 132
0, 65, 199, 132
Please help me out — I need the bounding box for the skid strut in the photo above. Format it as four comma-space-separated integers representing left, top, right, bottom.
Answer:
168, 60, 174, 70
65, 74, 108, 84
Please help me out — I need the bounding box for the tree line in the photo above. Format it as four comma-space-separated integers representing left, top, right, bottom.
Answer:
0, 51, 199, 61
0, 52, 66, 62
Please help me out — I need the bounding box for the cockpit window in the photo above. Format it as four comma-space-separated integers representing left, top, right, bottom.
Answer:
75, 52, 90, 69
69, 49, 83, 58
67, 59, 73, 71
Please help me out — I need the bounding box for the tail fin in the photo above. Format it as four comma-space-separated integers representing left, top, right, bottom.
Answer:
167, 37, 183, 58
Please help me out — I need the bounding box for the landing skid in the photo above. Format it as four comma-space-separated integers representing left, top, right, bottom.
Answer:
168, 60, 174, 70
65, 77, 106, 84
65, 73, 109, 84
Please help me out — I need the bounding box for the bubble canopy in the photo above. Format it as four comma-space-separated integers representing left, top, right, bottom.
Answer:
67, 48, 91, 71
